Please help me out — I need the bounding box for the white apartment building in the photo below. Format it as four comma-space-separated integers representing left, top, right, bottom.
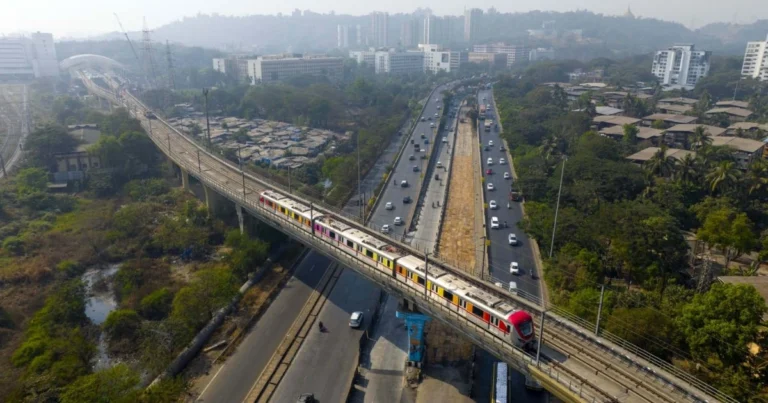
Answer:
419, 44, 464, 74
463, 8, 483, 42
0, 32, 59, 79
741, 34, 768, 82
370, 12, 389, 47
374, 51, 424, 75
213, 57, 250, 83
651, 44, 711, 89
337, 25, 359, 48
473, 43, 529, 66
349, 50, 376, 67
246, 55, 344, 84
529, 48, 555, 62
423, 15, 453, 47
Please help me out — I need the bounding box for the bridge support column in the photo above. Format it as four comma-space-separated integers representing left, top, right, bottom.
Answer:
235, 203, 245, 234
180, 168, 190, 191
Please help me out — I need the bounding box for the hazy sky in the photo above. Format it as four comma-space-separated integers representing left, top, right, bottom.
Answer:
2, 0, 766, 38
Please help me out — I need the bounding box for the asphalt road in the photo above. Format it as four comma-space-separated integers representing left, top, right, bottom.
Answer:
477, 88, 541, 299
369, 82, 455, 238
269, 269, 380, 403
194, 252, 332, 402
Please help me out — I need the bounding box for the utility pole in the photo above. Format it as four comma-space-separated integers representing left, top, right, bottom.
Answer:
424, 251, 430, 299
202, 88, 211, 148
0, 154, 7, 177
595, 285, 605, 336
535, 310, 545, 365
549, 157, 566, 258
242, 171, 246, 201
357, 132, 362, 221
165, 40, 175, 90
197, 150, 201, 172
289, 166, 293, 193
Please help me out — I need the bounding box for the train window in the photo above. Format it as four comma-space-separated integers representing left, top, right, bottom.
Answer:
365, 249, 373, 259
460, 300, 467, 309
490, 317, 499, 326
416, 276, 425, 286
329, 230, 336, 239
431, 283, 438, 292
443, 290, 454, 301
472, 306, 484, 317
346, 240, 353, 248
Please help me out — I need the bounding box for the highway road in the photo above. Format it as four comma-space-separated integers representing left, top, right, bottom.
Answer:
269, 269, 380, 402
368, 82, 453, 239
194, 253, 332, 402
0, 84, 28, 178
477, 88, 541, 299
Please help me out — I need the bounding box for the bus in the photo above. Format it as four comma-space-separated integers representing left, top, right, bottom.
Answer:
491, 362, 508, 403
484, 120, 492, 132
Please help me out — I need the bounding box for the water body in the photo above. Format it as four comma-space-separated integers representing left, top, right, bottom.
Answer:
81, 263, 121, 370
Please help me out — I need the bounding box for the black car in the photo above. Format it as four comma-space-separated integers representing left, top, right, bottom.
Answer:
297, 393, 316, 403
403, 196, 412, 204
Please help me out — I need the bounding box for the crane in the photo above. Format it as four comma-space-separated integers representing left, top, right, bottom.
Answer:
113, 13, 140, 64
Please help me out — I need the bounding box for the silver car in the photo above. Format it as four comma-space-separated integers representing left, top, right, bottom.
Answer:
349, 311, 364, 328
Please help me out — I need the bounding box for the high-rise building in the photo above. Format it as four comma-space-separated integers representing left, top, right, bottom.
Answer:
246, 55, 344, 84
370, 12, 389, 47
374, 51, 425, 75
213, 57, 250, 83
400, 19, 421, 48
423, 15, 453, 46
651, 44, 711, 88
419, 44, 464, 74
337, 25, 358, 48
0, 32, 59, 79
463, 8, 483, 43
741, 34, 768, 82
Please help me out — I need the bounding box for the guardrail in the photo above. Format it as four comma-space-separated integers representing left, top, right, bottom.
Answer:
433, 100, 462, 256
83, 73, 730, 403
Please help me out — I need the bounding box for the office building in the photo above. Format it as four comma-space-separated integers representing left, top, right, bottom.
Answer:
337, 25, 358, 48
473, 43, 529, 66
420, 44, 464, 74
464, 8, 483, 42
349, 50, 376, 67
213, 57, 250, 83
246, 55, 344, 84
741, 34, 768, 82
651, 44, 711, 89
0, 32, 59, 79
370, 12, 389, 47
374, 51, 424, 75
529, 48, 555, 61
424, 15, 453, 47
400, 19, 421, 48
468, 52, 507, 68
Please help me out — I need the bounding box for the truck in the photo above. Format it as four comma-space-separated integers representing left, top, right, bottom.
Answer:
479, 104, 486, 120
484, 120, 492, 132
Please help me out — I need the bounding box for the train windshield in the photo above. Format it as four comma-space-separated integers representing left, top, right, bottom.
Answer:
518, 319, 533, 337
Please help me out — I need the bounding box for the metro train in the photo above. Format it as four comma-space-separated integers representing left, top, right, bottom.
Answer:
258, 190, 535, 349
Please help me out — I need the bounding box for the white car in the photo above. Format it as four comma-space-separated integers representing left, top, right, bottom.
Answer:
401, 180, 409, 187
394, 216, 403, 225
381, 224, 391, 234
430, 122, 435, 128
437, 161, 443, 168
504, 172, 511, 179
509, 281, 518, 294
489, 200, 498, 209
491, 217, 499, 229
487, 157, 493, 165
508, 233, 518, 245
487, 183, 494, 191
494, 282, 503, 288
499, 158, 506, 165
442, 137, 448, 143
489, 140, 494, 146
349, 311, 364, 328
385, 202, 394, 210
510, 262, 520, 275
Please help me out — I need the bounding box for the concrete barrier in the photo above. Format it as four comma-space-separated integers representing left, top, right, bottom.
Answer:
433, 100, 463, 256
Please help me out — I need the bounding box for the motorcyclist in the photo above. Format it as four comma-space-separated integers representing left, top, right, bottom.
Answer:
507, 202, 510, 209
318, 321, 324, 331
504, 221, 508, 228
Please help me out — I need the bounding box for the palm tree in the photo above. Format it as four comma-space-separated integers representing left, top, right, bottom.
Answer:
622, 124, 639, 143
674, 153, 700, 184
644, 146, 676, 177
688, 125, 712, 151
538, 135, 563, 162
745, 159, 768, 196
706, 160, 741, 194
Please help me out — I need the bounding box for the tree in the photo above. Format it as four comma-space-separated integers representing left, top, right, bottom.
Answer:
622, 124, 638, 143
15, 167, 49, 195
651, 119, 666, 129
745, 159, 768, 196
605, 307, 676, 358
170, 267, 238, 331
673, 153, 700, 185
60, 364, 140, 403
139, 288, 174, 320
25, 124, 79, 169
689, 126, 713, 151
224, 230, 270, 281
103, 309, 142, 340
644, 146, 676, 177
697, 207, 757, 268
706, 161, 741, 194
678, 283, 765, 366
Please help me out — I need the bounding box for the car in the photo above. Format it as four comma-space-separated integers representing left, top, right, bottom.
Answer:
486, 169, 493, 175
509, 281, 518, 294
491, 217, 499, 229
413, 165, 419, 172
298, 393, 316, 403
394, 216, 403, 225
442, 137, 448, 143
500, 145, 506, 151
504, 172, 510, 179
487, 157, 493, 165
421, 133, 426, 139
489, 200, 497, 209
427, 116, 432, 121
508, 233, 518, 245
420, 117, 426, 121
437, 105, 441, 109
403, 196, 412, 204
487, 183, 494, 191
499, 158, 506, 165
401, 180, 409, 187
430, 122, 435, 128
409, 155, 415, 161
424, 139, 429, 144
488, 140, 494, 146
381, 224, 391, 233
494, 282, 503, 288
510, 262, 520, 275
437, 161, 443, 168
385, 202, 394, 210
484, 146, 490, 151
434, 113, 438, 117
349, 311, 364, 328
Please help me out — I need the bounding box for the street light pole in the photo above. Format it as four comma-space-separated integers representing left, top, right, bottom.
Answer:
548, 157, 566, 258
424, 251, 430, 299
202, 88, 211, 148
535, 310, 546, 365
357, 132, 362, 222
595, 285, 606, 336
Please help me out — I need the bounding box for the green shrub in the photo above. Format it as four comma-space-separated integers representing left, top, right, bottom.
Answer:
103, 309, 142, 340
0, 305, 13, 328
124, 178, 170, 201
60, 363, 140, 403
56, 260, 83, 278
3, 236, 24, 255
139, 288, 173, 320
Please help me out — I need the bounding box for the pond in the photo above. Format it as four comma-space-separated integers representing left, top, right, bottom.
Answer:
81, 263, 120, 370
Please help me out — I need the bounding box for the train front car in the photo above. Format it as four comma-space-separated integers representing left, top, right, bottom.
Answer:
508, 310, 535, 349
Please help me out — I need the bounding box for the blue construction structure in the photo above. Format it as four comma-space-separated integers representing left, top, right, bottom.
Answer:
396, 311, 431, 367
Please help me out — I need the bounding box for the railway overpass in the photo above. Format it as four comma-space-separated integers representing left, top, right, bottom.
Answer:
78, 70, 731, 403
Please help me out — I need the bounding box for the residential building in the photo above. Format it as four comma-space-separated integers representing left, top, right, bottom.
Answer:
657, 104, 693, 115
710, 136, 765, 168
726, 122, 768, 136
421, 44, 453, 74
337, 25, 358, 48
473, 43, 529, 66
349, 50, 376, 67
374, 51, 424, 75
651, 44, 711, 89
0, 32, 59, 79
595, 106, 624, 116
599, 125, 664, 145
370, 12, 389, 47
592, 115, 641, 129
213, 56, 250, 83
641, 113, 698, 127
54, 124, 103, 183
658, 97, 698, 106
463, 8, 483, 42
716, 100, 751, 109
400, 19, 421, 48
468, 52, 507, 68
529, 48, 555, 61
246, 55, 344, 84
663, 124, 726, 149
704, 107, 753, 123
449, 51, 468, 72
626, 147, 696, 165
741, 34, 768, 82
423, 15, 453, 46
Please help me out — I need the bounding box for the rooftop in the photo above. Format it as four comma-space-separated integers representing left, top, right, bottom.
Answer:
728, 122, 768, 132
642, 113, 698, 124
593, 115, 641, 126
665, 124, 727, 136
658, 97, 698, 105
705, 107, 753, 118
657, 104, 693, 114
626, 147, 696, 162
710, 136, 765, 153
599, 125, 664, 139
715, 100, 751, 109
595, 106, 623, 116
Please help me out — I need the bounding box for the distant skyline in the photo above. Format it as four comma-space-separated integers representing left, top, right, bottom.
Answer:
2, 0, 766, 39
